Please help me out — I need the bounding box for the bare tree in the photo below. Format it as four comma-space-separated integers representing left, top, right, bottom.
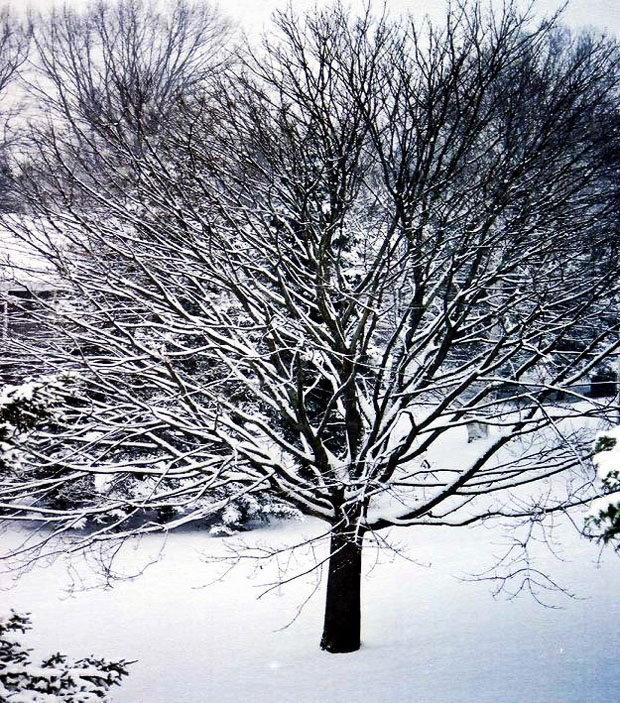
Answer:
3, 1, 620, 654
0, 6, 30, 210
14, 0, 234, 204
29, 0, 233, 130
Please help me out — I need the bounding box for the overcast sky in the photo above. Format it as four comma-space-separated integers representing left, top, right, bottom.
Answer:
225, 0, 620, 36
6, 0, 620, 37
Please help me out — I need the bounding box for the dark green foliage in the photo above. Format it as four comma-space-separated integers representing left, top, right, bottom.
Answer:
588, 495, 620, 548
0, 611, 132, 702
594, 435, 617, 453
587, 436, 620, 549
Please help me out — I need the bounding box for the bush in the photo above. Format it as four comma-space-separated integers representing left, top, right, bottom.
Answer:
0, 611, 132, 702
586, 429, 620, 549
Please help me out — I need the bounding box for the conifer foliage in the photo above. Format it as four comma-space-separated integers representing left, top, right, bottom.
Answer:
0, 611, 132, 703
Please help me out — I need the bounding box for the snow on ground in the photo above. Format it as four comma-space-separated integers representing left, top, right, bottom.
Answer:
2, 420, 619, 702
0, 221, 58, 292
2, 512, 620, 703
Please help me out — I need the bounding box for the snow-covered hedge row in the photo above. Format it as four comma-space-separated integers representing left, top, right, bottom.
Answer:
0, 611, 132, 702
1, 375, 300, 534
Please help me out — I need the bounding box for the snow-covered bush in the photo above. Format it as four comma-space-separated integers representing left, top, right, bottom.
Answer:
207, 490, 301, 536
586, 427, 620, 547
0, 611, 132, 702
0, 374, 76, 471
82, 473, 301, 535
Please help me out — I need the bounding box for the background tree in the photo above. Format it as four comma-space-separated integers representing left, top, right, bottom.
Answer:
3, 1, 620, 654
18, 0, 234, 205
0, 7, 30, 211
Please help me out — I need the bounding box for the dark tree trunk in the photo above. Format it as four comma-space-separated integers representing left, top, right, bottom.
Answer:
320, 526, 363, 653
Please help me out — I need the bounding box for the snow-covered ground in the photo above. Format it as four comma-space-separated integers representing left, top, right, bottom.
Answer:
2, 510, 619, 703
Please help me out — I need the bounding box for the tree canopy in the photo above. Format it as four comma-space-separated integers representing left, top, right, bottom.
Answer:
2, 0, 620, 653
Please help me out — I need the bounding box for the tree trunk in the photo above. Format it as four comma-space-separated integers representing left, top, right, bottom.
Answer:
320, 526, 363, 653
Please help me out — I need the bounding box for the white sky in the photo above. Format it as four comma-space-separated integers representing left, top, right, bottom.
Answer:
7, 0, 620, 37
224, 0, 620, 36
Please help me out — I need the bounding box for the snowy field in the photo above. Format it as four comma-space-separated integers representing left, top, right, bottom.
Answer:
2, 512, 620, 703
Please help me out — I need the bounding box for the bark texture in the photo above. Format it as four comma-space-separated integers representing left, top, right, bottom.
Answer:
320, 528, 363, 653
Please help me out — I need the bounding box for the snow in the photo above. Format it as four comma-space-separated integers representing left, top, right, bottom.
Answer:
2, 421, 617, 702
0, 225, 57, 292
2, 514, 620, 703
